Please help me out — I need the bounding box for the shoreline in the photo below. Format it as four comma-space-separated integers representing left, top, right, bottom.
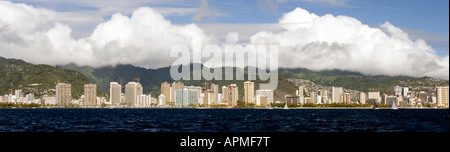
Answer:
0, 107, 447, 110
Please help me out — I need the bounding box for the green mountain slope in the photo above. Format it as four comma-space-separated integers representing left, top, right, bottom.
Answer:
279, 68, 448, 94
0, 57, 93, 98
60, 63, 174, 98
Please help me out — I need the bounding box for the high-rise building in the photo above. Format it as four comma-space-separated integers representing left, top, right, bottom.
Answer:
171, 82, 184, 104
42, 95, 56, 105
285, 95, 300, 104
14, 89, 23, 98
298, 86, 305, 104
318, 89, 328, 104
175, 89, 183, 106
317, 95, 322, 104
84, 84, 97, 106
382, 94, 388, 105
340, 93, 351, 104
244, 81, 255, 105
429, 96, 436, 104
190, 86, 202, 105
255, 90, 274, 105
158, 94, 165, 106
258, 96, 268, 107
393, 86, 402, 96
310, 91, 316, 104
359, 92, 366, 104
419, 91, 428, 103
386, 96, 399, 106
211, 84, 219, 102
125, 82, 143, 107
175, 86, 201, 107
217, 93, 223, 102
436, 87, 449, 108
222, 86, 228, 103
368, 92, 381, 104
110, 82, 122, 106
161, 82, 171, 105
203, 90, 215, 106
402, 86, 409, 97
225, 84, 239, 107
332, 87, 343, 103
25, 93, 34, 103
297, 86, 304, 97
56, 83, 71, 106
137, 94, 151, 107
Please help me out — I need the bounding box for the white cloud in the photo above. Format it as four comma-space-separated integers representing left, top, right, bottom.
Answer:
0, 1, 213, 69
199, 23, 284, 43
225, 32, 239, 44
249, 7, 449, 79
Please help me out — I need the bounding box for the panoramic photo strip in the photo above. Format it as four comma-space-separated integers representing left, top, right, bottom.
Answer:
0, 0, 448, 150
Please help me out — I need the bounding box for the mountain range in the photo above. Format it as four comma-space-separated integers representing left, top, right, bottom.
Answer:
1, 56, 447, 101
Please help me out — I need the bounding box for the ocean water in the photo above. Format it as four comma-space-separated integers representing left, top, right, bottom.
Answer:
0, 109, 448, 132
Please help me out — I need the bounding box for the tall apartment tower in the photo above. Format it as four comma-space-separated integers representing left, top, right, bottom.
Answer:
368, 92, 381, 104
158, 94, 165, 106
255, 90, 274, 106
402, 86, 409, 97
203, 90, 215, 106
332, 86, 343, 103
222, 86, 228, 103
171, 82, 184, 104
318, 89, 328, 103
298, 86, 305, 104
244, 81, 255, 105
211, 84, 219, 102
436, 87, 449, 108
298, 86, 304, 97
14, 89, 23, 98
393, 86, 402, 96
84, 84, 97, 106
310, 91, 317, 104
110, 82, 122, 105
359, 92, 366, 104
125, 82, 143, 107
340, 93, 351, 104
161, 82, 171, 105
175, 86, 201, 107
225, 84, 239, 107
56, 83, 71, 106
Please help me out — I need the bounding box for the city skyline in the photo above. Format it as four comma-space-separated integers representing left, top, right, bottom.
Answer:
1, 79, 447, 109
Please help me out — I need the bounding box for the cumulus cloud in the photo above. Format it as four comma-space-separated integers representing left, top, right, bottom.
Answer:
249, 8, 449, 79
226, 32, 239, 44
0, 1, 448, 80
0, 1, 213, 69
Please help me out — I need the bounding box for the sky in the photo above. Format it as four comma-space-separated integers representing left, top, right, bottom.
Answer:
0, 0, 449, 79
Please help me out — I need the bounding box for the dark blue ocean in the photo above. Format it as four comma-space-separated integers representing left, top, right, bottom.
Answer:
0, 109, 448, 132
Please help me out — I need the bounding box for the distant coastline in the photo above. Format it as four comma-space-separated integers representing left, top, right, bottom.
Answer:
0, 106, 447, 110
